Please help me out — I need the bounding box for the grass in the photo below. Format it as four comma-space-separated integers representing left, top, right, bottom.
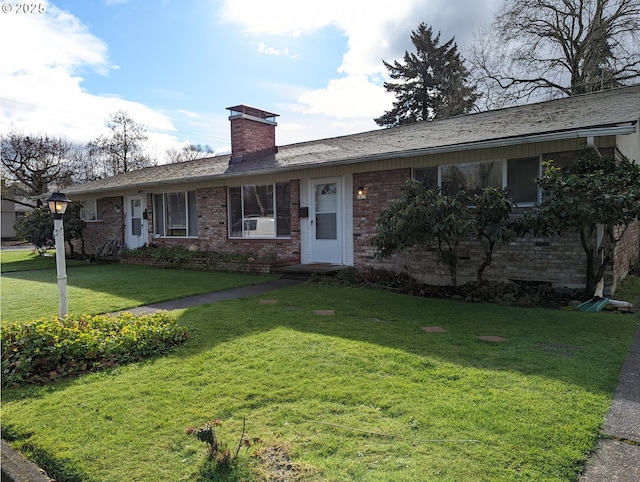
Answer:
615, 274, 640, 307
2, 278, 638, 481
0, 249, 88, 272
1, 252, 277, 324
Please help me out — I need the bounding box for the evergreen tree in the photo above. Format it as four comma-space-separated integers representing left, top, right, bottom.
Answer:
374, 23, 478, 127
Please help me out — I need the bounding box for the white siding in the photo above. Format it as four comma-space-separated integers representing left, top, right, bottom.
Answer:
300, 180, 310, 264
343, 174, 354, 266
617, 128, 640, 162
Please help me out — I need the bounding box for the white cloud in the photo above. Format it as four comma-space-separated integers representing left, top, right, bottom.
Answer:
1, 5, 110, 76
221, 0, 500, 127
177, 109, 202, 119
0, 0, 178, 157
257, 42, 282, 56
297, 75, 393, 119
220, 0, 342, 37
0, 0, 504, 166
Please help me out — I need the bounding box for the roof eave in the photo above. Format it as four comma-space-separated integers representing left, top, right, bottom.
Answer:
67, 122, 637, 197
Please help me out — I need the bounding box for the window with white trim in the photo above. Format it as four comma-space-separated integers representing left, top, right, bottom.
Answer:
80, 199, 98, 221
153, 191, 198, 237
228, 183, 291, 238
413, 157, 539, 204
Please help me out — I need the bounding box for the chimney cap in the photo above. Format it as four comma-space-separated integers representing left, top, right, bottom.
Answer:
226, 105, 279, 123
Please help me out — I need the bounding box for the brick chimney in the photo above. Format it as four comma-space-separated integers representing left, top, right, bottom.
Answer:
227, 105, 278, 163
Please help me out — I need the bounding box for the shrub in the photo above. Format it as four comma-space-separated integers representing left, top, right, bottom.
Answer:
120, 246, 274, 263
13, 207, 54, 254
1, 312, 188, 387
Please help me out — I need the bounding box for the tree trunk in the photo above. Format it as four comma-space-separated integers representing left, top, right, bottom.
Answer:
580, 227, 598, 298
477, 239, 495, 283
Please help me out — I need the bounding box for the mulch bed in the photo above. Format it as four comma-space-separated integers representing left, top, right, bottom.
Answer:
331, 268, 586, 309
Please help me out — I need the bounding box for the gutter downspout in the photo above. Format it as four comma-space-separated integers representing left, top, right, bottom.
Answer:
586, 135, 603, 158
587, 136, 606, 298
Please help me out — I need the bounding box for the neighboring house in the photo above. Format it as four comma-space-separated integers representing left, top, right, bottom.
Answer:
66, 86, 640, 293
1, 196, 32, 240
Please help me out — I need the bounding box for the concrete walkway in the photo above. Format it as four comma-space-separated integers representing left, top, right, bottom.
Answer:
580, 325, 640, 481
120, 278, 301, 315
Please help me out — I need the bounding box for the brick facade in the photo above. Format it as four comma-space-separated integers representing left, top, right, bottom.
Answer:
230, 118, 276, 158
352, 167, 637, 291
228, 106, 278, 161
612, 220, 640, 290
77, 184, 300, 265
80, 196, 124, 254
75, 159, 638, 294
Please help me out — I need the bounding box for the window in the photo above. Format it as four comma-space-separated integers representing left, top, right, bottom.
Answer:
80, 200, 98, 221
508, 157, 539, 204
315, 183, 337, 239
229, 183, 291, 238
413, 157, 539, 204
413, 167, 438, 188
441, 160, 503, 196
153, 191, 198, 237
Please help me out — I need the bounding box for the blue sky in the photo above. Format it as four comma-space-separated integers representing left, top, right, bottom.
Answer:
0, 0, 500, 161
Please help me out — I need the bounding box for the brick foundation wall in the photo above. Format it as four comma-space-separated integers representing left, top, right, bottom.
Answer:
120, 256, 272, 274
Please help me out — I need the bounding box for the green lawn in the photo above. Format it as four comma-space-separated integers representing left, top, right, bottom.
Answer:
1, 253, 277, 323
2, 277, 638, 481
0, 249, 88, 272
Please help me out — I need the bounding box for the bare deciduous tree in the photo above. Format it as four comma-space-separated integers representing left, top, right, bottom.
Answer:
87, 111, 153, 176
165, 143, 214, 164
470, 0, 640, 106
1, 131, 73, 207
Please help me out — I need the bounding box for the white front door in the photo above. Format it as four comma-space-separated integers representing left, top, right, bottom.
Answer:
125, 195, 148, 249
310, 178, 343, 264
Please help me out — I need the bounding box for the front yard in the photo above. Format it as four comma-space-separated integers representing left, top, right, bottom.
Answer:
1, 254, 638, 480
0, 250, 276, 323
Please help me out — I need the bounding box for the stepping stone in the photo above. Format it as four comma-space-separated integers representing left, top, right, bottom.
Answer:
286, 305, 305, 311
479, 336, 508, 342
422, 326, 447, 332
315, 310, 334, 316
260, 300, 277, 304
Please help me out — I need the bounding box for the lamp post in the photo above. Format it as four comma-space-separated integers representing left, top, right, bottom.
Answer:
47, 192, 71, 318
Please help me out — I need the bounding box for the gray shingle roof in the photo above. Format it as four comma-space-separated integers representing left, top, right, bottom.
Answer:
68, 84, 640, 195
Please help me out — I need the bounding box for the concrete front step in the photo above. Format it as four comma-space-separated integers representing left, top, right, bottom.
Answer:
272, 263, 348, 280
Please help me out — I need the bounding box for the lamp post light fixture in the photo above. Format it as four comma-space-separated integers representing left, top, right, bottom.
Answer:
46, 192, 71, 318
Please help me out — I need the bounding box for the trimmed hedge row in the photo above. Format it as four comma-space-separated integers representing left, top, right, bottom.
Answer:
1, 312, 189, 387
